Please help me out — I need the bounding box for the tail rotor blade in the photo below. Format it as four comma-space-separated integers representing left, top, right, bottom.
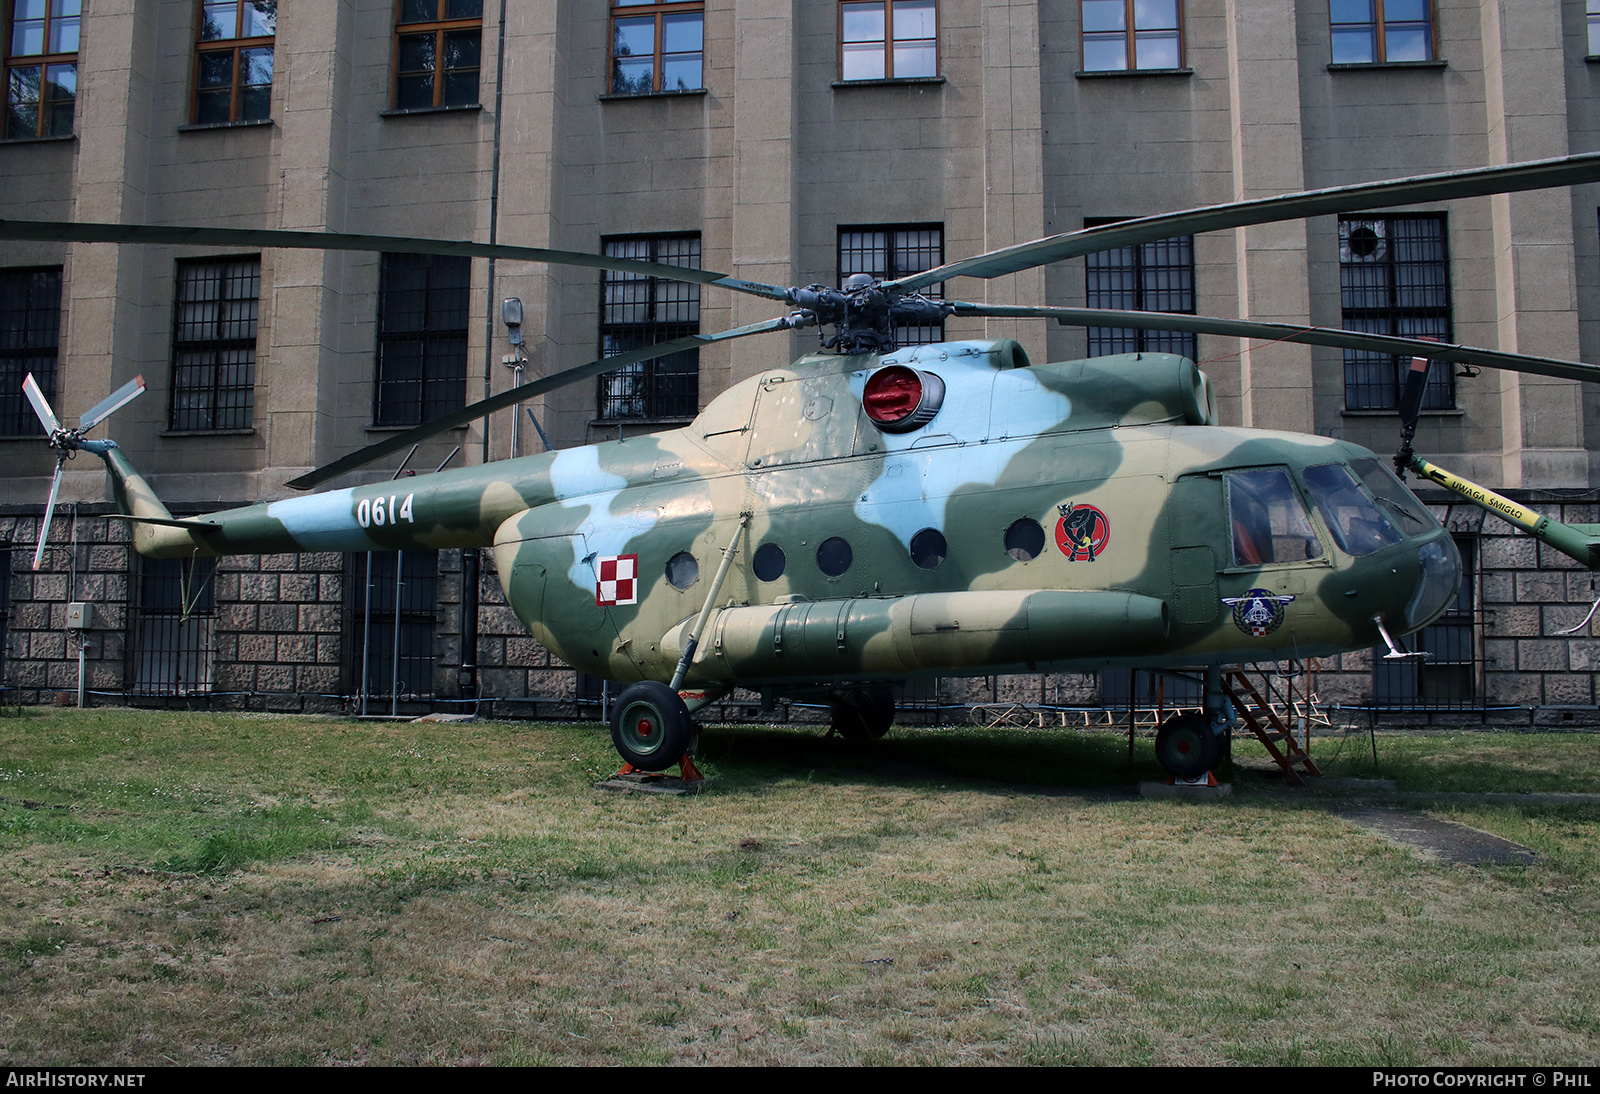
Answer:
1398, 357, 1431, 433
79, 374, 145, 431
22, 374, 61, 436
32, 458, 63, 571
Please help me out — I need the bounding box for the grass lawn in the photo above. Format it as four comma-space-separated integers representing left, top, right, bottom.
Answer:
1, 708, 1597, 1065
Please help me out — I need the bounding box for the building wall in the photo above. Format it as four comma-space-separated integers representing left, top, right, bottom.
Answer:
1, 1, 1597, 720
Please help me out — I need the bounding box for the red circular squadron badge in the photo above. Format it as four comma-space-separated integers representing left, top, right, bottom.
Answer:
1055, 502, 1110, 561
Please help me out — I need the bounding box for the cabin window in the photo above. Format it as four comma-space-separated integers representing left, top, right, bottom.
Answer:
838, 0, 936, 81
374, 252, 470, 428
1302, 463, 1401, 557
665, 550, 698, 590
1226, 468, 1323, 566
1004, 518, 1046, 562
1349, 456, 1436, 537
610, 0, 703, 94
752, 543, 786, 581
0, 267, 61, 436
130, 557, 216, 696
393, 0, 482, 110
910, 528, 946, 569
816, 536, 853, 577
1084, 221, 1196, 360
838, 224, 945, 346
193, 1, 275, 124
170, 255, 260, 432
3, 0, 77, 139
1080, 0, 1183, 72
1340, 215, 1453, 410
597, 233, 700, 421
1330, 0, 1434, 64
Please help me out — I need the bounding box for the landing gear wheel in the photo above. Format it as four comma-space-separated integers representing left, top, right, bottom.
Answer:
610, 681, 693, 772
829, 686, 895, 740
1155, 712, 1220, 779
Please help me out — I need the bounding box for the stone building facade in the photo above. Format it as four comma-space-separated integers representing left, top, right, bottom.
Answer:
2, 0, 1599, 722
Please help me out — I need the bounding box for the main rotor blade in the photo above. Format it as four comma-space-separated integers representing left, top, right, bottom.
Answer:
285, 316, 796, 490
32, 458, 63, 571
78, 374, 146, 431
0, 220, 793, 303
21, 373, 60, 436
949, 302, 1600, 384
891, 152, 1600, 293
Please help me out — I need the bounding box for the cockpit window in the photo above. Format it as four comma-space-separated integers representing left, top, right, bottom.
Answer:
1226, 468, 1324, 566
1303, 463, 1402, 557
1349, 456, 1437, 537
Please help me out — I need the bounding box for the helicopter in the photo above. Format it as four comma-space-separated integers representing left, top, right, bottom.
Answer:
10, 152, 1600, 782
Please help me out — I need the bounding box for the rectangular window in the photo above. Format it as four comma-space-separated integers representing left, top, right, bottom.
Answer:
193, 1, 275, 124
1591, 1, 1600, 58
394, 0, 482, 110
1330, 0, 1434, 64
838, 224, 944, 346
0, 266, 61, 435
839, 0, 937, 81
131, 557, 216, 696
1340, 214, 1453, 411
1081, 0, 1182, 72
1084, 226, 1196, 360
1374, 536, 1475, 705
170, 256, 260, 432
597, 234, 700, 421
345, 550, 438, 701
4, 0, 78, 139
610, 0, 703, 94
375, 253, 471, 427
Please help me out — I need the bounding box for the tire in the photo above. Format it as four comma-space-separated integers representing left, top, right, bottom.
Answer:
1154, 712, 1220, 779
829, 686, 895, 740
610, 681, 693, 771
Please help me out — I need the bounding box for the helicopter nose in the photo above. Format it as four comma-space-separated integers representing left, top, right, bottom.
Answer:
1402, 533, 1462, 632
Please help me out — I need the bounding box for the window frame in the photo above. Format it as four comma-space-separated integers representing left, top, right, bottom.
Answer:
191, 0, 276, 125
3, 0, 79, 140
1339, 213, 1454, 412
0, 266, 62, 437
130, 556, 216, 697
608, 0, 705, 96
1589, 0, 1600, 59
392, 0, 483, 112
837, 223, 945, 346
1079, 0, 1185, 73
1083, 222, 1197, 360
837, 0, 939, 82
169, 255, 261, 433
374, 252, 472, 428
596, 233, 701, 423
1329, 0, 1436, 65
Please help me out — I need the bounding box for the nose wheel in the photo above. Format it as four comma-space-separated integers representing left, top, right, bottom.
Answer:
1154, 712, 1221, 779
610, 681, 695, 773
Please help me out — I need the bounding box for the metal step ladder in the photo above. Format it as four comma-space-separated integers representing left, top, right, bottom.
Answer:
1220, 666, 1323, 786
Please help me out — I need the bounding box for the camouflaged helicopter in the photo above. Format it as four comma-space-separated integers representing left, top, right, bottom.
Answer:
12, 151, 1600, 782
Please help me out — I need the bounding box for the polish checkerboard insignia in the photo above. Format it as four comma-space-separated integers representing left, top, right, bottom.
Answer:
1222, 588, 1296, 637
596, 554, 639, 607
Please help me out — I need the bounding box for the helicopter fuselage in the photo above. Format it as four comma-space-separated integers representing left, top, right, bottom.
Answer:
111, 340, 1459, 699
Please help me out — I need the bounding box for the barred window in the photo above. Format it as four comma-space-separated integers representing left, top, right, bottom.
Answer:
1084, 227, 1196, 360
193, 0, 275, 124
4, 0, 77, 139
1081, 0, 1183, 72
346, 550, 439, 701
375, 253, 470, 427
131, 557, 215, 696
839, 1, 937, 81
597, 234, 700, 421
1340, 215, 1452, 411
394, 0, 482, 110
0, 266, 61, 435
1330, 0, 1434, 64
838, 224, 944, 346
610, 0, 703, 94
170, 256, 260, 432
